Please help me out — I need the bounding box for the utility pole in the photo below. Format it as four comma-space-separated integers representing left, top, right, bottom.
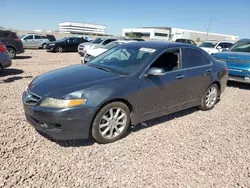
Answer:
206, 17, 211, 40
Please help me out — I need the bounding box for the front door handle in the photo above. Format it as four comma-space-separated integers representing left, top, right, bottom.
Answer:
206, 68, 212, 72
176, 75, 185, 79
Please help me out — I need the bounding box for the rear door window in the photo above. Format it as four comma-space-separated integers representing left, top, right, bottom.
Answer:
3, 31, 10, 37
182, 48, 211, 68
34, 35, 42, 39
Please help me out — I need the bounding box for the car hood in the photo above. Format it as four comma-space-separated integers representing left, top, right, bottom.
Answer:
79, 42, 92, 47
87, 48, 107, 57
29, 65, 121, 98
213, 51, 250, 62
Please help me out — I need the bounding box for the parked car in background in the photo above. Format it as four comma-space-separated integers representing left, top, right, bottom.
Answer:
0, 29, 24, 59
127, 38, 145, 41
175, 38, 197, 46
46, 37, 89, 53
82, 40, 136, 63
21, 34, 50, 49
78, 38, 118, 56
0, 41, 12, 72
23, 41, 228, 144
213, 39, 250, 84
42, 34, 56, 42
199, 41, 233, 55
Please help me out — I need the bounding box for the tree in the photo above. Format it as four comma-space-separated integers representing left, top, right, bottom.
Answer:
128, 32, 136, 38
196, 37, 201, 42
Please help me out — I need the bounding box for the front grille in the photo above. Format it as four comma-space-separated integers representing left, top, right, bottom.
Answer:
24, 90, 42, 106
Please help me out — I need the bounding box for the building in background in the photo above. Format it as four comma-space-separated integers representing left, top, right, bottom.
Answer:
122, 27, 239, 42
122, 27, 170, 41
59, 22, 106, 35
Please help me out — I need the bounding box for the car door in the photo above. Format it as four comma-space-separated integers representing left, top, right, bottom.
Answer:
137, 48, 191, 121
22, 35, 34, 48
181, 47, 213, 103
63, 38, 74, 51
34, 35, 43, 48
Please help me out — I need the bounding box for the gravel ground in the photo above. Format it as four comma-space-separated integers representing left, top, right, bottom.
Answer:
0, 50, 250, 188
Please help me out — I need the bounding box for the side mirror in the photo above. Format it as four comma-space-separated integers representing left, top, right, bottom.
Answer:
147, 67, 165, 76
217, 46, 222, 50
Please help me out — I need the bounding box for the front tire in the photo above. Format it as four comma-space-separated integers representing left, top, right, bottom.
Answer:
6, 47, 16, 59
56, 46, 63, 53
92, 102, 130, 144
42, 43, 47, 49
199, 84, 219, 111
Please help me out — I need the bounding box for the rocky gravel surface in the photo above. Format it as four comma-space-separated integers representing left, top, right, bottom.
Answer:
0, 50, 250, 188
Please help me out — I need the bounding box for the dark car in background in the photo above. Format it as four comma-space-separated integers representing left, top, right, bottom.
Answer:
42, 34, 56, 42
23, 42, 228, 144
0, 41, 12, 73
213, 39, 250, 84
0, 30, 24, 59
175, 38, 197, 46
46, 37, 89, 53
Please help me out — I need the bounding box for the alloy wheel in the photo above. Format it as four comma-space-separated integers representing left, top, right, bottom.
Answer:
205, 86, 218, 108
99, 108, 127, 139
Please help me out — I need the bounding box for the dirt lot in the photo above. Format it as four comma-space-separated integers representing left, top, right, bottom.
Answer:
0, 50, 250, 188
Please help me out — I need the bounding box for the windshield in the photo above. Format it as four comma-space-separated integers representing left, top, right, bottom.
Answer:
229, 41, 250, 53
104, 42, 120, 50
88, 45, 156, 75
199, 42, 217, 48
56, 37, 68, 42
91, 38, 103, 44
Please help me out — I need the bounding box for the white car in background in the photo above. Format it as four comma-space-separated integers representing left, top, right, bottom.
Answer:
81, 40, 136, 64
199, 41, 234, 55
78, 37, 118, 56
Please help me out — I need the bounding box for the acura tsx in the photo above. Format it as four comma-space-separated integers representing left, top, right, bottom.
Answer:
23, 42, 228, 144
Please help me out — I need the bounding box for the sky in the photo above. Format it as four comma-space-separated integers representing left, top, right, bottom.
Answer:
0, 0, 250, 38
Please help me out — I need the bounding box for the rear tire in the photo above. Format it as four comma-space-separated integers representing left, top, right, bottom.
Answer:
56, 46, 63, 53
92, 102, 130, 144
6, 47, 16, 59
199, 84, 219, 111
0, 64, 4, 74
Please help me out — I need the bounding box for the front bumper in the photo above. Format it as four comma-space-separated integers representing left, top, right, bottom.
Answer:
228, 75, 250, 84
46, 46, 56, 52
23, 98, 96, 140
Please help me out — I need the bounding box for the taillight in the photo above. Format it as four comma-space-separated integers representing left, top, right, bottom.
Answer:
14, 38, 21, 42
0, 44, 6, 52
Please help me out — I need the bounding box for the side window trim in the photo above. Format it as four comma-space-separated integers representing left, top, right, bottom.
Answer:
140, 47, 183, 78
181, 47, 213, 70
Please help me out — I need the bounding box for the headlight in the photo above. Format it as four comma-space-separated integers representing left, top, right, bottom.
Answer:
50, 43, 55, 46
40, 98, 86, 108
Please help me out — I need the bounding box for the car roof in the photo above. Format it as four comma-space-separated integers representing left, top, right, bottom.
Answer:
115, 40, 137, 43
238, 38, 250, 42
121, 41, 194, 49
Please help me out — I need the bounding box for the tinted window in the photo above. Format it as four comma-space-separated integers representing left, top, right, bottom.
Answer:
224, 43, 233, 48
217, 43, 224, 48
183, 48, 210, 68
150, 49, 180, 72
3, 31, 10, 37
199, 42, 217, 48
190, 40, 196, 45
34, 35, 42, 39
24, 35, 33, 40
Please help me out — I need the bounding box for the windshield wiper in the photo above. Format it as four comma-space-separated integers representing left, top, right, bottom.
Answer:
92, 65, 111, 72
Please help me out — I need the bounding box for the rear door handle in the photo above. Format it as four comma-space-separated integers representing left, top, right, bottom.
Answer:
176, 75, 185, 79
